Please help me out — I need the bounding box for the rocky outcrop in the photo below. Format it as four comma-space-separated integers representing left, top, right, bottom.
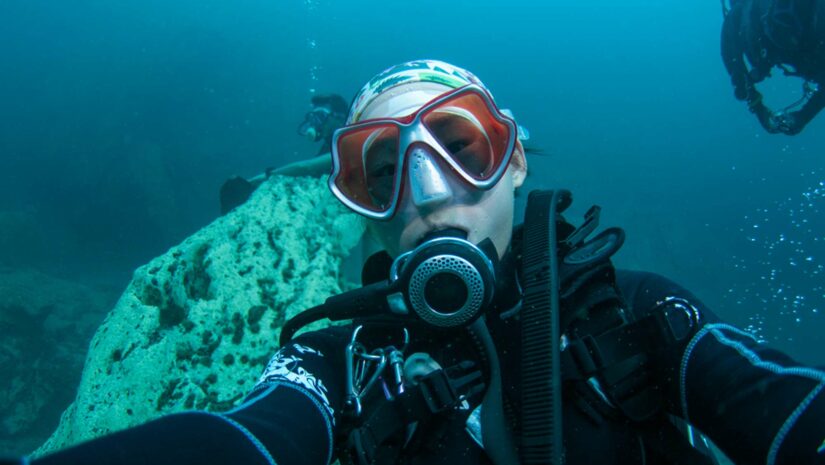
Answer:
35, 175, 364, 455
0, 268, 116, 456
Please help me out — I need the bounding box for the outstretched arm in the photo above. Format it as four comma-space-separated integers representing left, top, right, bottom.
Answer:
677, 320, 825, 464
618, 271, 825, 465
720, 2, 785, 133
12, 387, 331, 465
14, 330, 348, 465
721, 3, 754, 102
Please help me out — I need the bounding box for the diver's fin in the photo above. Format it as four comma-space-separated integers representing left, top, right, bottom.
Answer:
219, 176, 255, 215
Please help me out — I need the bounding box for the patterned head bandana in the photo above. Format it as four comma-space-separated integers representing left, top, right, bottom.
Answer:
347, 60, 491, 124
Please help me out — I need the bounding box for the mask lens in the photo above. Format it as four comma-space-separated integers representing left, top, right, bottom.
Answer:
333, 123, 401, 213
422, 91, 512, 181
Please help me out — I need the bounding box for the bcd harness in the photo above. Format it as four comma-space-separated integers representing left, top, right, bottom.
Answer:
280, 189, 706, 465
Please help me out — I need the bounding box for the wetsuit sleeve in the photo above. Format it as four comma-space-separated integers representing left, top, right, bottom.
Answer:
225, 327, 349, 465
719, 1, 784, 135
617, 270, 825, 465
721, 3, 753, 102
26, 327, 350, 465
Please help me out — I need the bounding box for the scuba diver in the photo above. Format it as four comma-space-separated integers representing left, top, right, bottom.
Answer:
721, 0, 825, 135
219, 93, 348, 215
8, 60, 825, 465
297, 93, 349, 155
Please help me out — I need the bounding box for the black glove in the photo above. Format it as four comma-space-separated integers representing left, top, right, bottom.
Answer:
773, 111, 801, 135
750, 98, 782, 134
734, 83, 749, 101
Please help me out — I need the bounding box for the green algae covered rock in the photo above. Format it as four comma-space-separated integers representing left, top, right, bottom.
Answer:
36, 175, 365, 455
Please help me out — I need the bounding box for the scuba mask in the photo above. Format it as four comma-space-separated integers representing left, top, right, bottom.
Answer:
297, 107, 331, 142
329, 84, 518, 221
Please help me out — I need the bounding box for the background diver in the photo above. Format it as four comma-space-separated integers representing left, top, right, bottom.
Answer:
219, 93, 348, 215
721, 0, 825, 134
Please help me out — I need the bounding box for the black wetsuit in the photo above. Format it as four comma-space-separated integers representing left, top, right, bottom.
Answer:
721, 0, 825, 134
22, 242, 825, 465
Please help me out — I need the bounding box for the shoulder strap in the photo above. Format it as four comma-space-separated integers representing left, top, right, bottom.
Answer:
519, 190, 569, 465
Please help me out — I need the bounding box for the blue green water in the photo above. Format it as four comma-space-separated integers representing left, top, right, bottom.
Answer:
0, 0, 823, 455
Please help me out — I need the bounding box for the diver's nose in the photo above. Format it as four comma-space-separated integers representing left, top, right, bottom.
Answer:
406, 146, 453, 210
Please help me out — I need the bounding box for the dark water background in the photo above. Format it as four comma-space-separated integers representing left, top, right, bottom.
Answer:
0, 0, 823, 456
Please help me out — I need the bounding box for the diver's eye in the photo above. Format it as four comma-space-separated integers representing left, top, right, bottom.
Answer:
365, 138, 398, 180
370, 163, 396, 179
366, 159, 396, 207
445, 139, 470, 155
440, 134, 491, 176
367, 166, 395, 207
423, 106, 495, 178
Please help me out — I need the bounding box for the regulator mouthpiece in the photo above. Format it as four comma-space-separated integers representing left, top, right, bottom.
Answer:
390, 233, 497, 328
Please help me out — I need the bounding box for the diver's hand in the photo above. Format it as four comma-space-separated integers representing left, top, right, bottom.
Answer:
734, 83, 748, 101
750, 101, 782, 134
773, 112, 801, 135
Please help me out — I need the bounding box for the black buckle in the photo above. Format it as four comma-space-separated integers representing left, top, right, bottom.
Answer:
567, 334, 603, 376
344, 428, 376, 465
653, 297, 701, 344
413, 361, 484, 414
561, 205, 601, 251
418, 369, 459, 413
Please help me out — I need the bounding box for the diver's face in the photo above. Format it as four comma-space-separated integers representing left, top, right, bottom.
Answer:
298, 109, 327, 141
366, 155, 525, 259
360, 87, 527, 259
299, 106, 342, 142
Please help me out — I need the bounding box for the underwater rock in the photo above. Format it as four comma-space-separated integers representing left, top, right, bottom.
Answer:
35, 175, 364, 455
0, 268, 115, 456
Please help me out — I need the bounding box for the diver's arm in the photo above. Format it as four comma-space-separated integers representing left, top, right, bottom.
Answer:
29, 401, 327, 465
682, 327, 825, 465
748, 95, 782, 133
220, 153, 331, 214
719, 1, 785, 134
721, 3, 755, 102
619, 271, 825, 465
720, 3, 783, 133
25, 330, 348, 465
271, 153, 332, 178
